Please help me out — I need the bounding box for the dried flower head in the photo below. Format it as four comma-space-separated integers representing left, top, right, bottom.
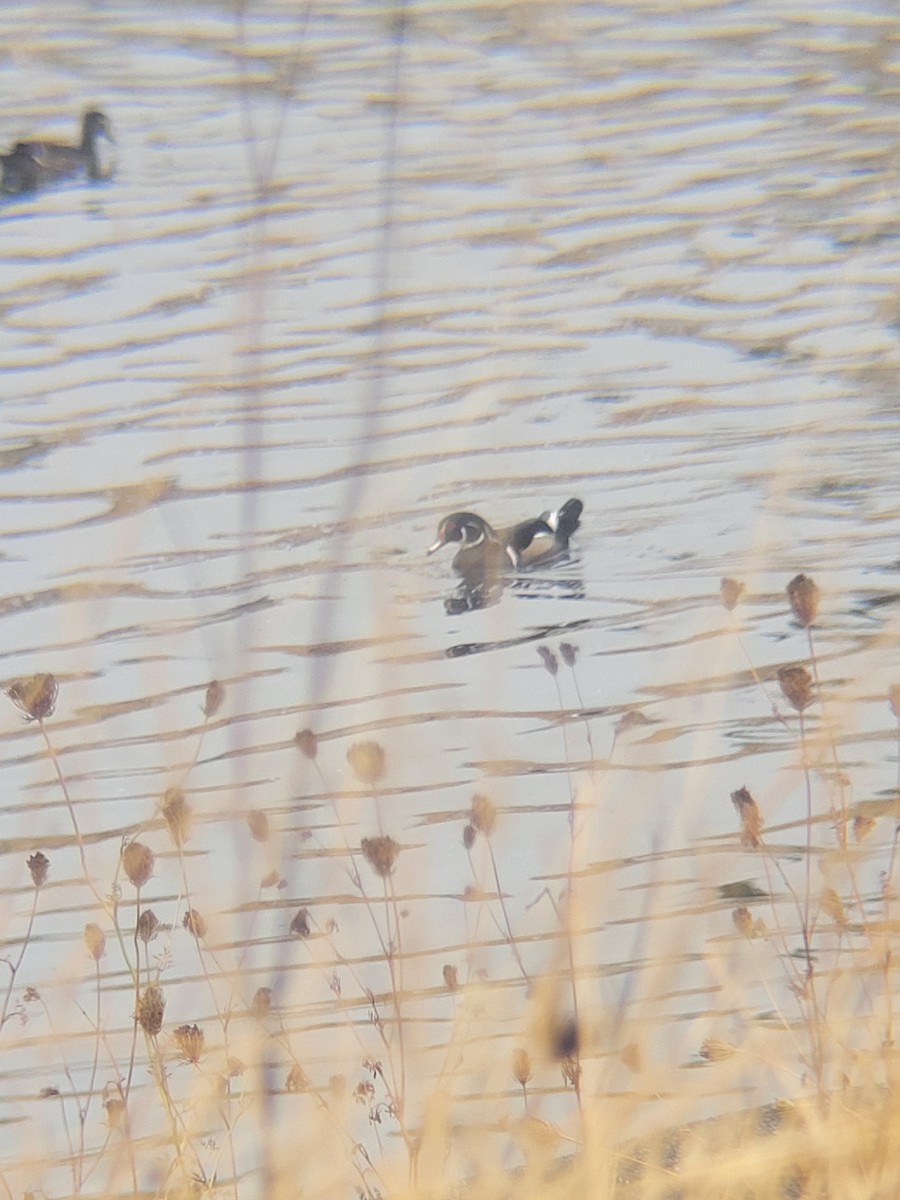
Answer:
537, 645, 558, 676
7, 674, 58, 722
286, 1064, 308, 1093
462, 823, 476, 850
361, 835, 400, 878
162, 787, 192, 847
889, 685, 900, 720
561, 1056, 581, 1090
136, 909, 160, 944
700, 1038, 736, 1062
295, 728, 318, 759
204, 680, 224, 719
731, 786, 763, 849
470, 793, 496, 837
27, 851, 49, 888
820, 887, 848, 927
290, 908, 311, 938
247, 809, 270, 842
137, 983, 165, 1035
720, 577, 746, 612
347, 741, 386, 786
83, 923, 106, 962
732, 906, 754, 938
442, 964, 458, 992
778, 664, 814, 713
251, 987, 273, 1019
559, 642, 578, 668
853, 814, 876, 844
173, 1023, 205, 1064
512, 1048, 532, 1087
786, 573, 819, 628
104, 1096, 125, 1129
620, 1042, 642, 1074
183, 908, 207, 939
121, 842, 154, 888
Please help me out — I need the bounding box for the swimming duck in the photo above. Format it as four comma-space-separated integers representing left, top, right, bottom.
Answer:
428, 498, 583, 579
1, 109, 114, 192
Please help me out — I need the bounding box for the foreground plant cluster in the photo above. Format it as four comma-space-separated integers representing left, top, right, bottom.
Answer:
3, 573, 900, 1200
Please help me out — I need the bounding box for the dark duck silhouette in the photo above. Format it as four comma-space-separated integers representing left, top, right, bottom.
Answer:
1, 109, 114, 193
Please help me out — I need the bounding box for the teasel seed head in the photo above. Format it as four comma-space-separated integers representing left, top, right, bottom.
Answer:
720, 577, 746, 611
122, 841, 154, 888
470, 793, 496, 837
537, 646, 558, 676
136, 908, 160, 944
162, 787, 192, 847
361, 835, 400, 878
777, 664, 814, 713
731, 786, 763, 849
512, 1048, 532, 1087
559, 642, 578, 668
203, 680, 224, 718
173, 1023, 205, 1065
137, 983, 165, 1035
347, 741, 386, 786
6, 673, 58, 722
786, 573, 819, 628
183, 908, 207, 939
83, 923, 106, 962
247, 809, 270, 842
290, 908, 311, 938
295, 728, 318, 759
27, 851, 49, 888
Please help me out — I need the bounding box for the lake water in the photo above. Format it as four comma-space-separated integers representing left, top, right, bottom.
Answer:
1, 0, 899, 1196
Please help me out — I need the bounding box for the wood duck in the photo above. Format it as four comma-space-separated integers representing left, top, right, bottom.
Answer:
428, 498, 583, 579
1, 109, 114, 192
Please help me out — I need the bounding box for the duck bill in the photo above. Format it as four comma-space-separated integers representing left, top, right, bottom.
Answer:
427, 539, 444, 555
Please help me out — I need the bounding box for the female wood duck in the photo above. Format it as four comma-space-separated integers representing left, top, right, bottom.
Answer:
428, 498, 583, 580
1, 109, 114, 193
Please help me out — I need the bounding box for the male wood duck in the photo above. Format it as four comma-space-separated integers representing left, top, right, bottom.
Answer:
429, 498, 583, 580
1, 109, 114, 193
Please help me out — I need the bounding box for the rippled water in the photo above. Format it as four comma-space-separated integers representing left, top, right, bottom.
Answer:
1, 0, 899, 1195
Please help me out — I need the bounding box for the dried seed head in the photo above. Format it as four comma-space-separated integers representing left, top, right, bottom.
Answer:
104, 1096, 125, 1129
136, 909, 160, 944
561, 1056, 581, 1089
162, 788, 192, 847
122, 842, 154, 889
295, 728, 318, 759
204, 680, 224, 719
889, 685, 900, 720
361, 835, 400, 878
537, 646, 558, 676
559, 642, 578, 668
227, 1057, 245, 1078
137, 983, 165, 1035
550, 1017, 579, 1060
286, 1064, 308, 1093
462, 823, 476, 850
778, 664, 814, 713
853, 815, 876, 843
700, 1038, 736, 1062
251, 987, 273, 1019
442, 964, 458, 992
183, 908, 207, 939
290, 908, 311, 938
27, 851, 49, 888
720, 577, 746, 611
820, 887, 848, 927
732, 906, 755, 938
786, 573, 819, 628
247, 809, 270, 842
512, 1048, 532, 1087
470, 793, 496, 837
173, 1023, 204, 1064
84, 923, 106, 962
731, 786, 763, 849
347, 741, 386, 786
260, 869, 282, 888
6, 674, 58, 722
620, 1042, 642, 1074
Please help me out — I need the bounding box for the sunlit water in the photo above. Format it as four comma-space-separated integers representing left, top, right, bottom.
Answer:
1, 0, 899, 1195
